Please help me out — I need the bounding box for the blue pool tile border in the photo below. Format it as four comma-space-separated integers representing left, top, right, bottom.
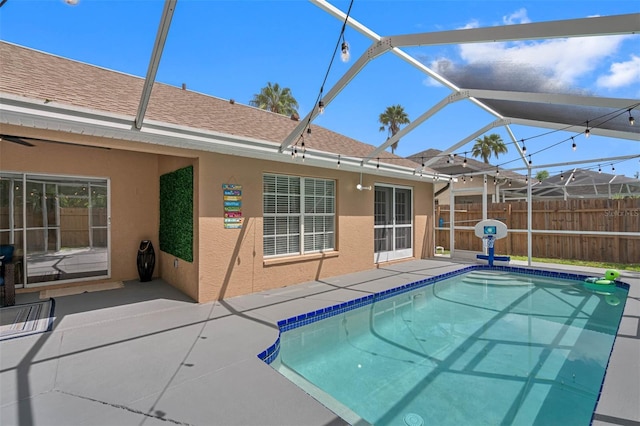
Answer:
257, 264, 630, 364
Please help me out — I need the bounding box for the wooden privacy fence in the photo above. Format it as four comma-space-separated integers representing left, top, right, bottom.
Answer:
436, 198, 640, 264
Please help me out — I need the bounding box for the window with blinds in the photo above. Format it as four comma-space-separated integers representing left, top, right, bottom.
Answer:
263, 174, 335, 257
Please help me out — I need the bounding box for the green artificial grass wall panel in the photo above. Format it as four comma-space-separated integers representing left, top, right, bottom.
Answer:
159, 165, 194, 262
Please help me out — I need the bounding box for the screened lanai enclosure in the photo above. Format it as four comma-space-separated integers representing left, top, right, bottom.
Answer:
0, 172, 109, 286
308, 2, 639, 266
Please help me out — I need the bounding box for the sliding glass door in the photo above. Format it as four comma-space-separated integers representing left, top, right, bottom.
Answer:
374, 185, 413, 263
0, 172, 109, 287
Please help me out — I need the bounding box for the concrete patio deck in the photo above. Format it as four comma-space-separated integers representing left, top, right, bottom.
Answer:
1, 258, 638, 426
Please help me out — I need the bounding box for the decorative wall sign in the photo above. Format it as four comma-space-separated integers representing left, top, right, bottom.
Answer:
223, 184, 243, 229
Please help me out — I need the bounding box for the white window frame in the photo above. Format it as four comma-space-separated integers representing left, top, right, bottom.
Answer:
263, 173, 335, 258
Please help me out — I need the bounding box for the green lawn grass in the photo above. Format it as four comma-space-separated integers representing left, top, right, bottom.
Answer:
508, 255, 640, 272
436, 250, 639, 272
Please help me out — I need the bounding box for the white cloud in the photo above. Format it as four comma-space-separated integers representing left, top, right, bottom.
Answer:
458, 35, 631, 86
503, 9, 530, 25
596, 55, 640, 89
421, 10, 636, 93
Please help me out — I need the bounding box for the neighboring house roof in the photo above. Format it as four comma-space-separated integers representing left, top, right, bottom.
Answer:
0, 41, 426, 172
409, 148, 528, 184
504, 169, 640, 199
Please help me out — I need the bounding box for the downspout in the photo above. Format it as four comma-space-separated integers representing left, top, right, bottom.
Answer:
435, 183, 450, 198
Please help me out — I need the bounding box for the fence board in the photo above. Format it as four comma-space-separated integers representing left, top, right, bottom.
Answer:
436, 198, 639, 264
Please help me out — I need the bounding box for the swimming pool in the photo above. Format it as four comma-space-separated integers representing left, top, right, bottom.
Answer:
259, 266, 629, 425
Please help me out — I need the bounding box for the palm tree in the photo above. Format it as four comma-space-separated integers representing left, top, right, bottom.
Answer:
249, 82, 299, 117
471, 134, 508, 164
379, 105, 410, 154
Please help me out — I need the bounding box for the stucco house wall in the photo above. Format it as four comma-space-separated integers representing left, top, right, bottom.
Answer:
0, 41, 436, 303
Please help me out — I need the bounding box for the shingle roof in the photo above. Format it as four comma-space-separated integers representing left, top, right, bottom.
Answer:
0, 41, 422, 170
505, 169, 640, 198
409, 147, 527, 182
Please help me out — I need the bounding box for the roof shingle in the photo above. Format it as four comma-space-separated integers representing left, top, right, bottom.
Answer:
0, 41, 422, 169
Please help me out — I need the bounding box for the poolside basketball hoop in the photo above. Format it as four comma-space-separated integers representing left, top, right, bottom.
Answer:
474, 219, 510, 266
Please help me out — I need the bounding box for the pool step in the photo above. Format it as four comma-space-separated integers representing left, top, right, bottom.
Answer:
462, 271, 531, 286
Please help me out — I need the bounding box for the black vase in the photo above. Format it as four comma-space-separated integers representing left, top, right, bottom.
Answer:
137, 240, 155, 282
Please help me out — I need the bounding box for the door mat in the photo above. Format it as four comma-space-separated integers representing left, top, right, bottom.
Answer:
0, 299, 55, 341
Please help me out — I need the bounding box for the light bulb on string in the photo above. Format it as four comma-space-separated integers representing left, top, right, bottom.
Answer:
521, 140, 526, 154
585, 120, 590, 138
612, 164, 615, 172
560, 171, 564, 181
340, 40, 350, 62
463, 153, 467, 168
571, 137, 577, 151
337, 155, 341, 168
598, 165, 602, 174
318, 101, 325, 115
629, 109, 635, 126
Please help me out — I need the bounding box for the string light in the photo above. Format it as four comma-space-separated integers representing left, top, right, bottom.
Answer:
462, 176, 466, 184
318, 100, 325, 115
585, 120, 590, 138
571, 137, 576, 151
377, 157, 380, 170
508, 180, 512, 187
612, 164, 615, 172
496, 168, 500, 176
463, 153, 467, 168
337, 154, 341, 168
521, 140, 526, 154
560, 171, 564, 181
598, 165, 602, 174
629, 109, 635, 126
340, 40, 350, 62
470, 175, 473, 182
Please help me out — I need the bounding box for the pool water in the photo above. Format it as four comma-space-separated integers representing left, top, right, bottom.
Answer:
271, 270, 628, 425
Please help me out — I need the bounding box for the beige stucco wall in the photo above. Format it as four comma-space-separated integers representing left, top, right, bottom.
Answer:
1, 127, 435, 303
196, 154, 434, 301
1, 130, 160, 288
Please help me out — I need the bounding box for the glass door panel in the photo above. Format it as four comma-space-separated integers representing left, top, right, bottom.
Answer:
4, 174, 112, 286
374, 185, 413, 263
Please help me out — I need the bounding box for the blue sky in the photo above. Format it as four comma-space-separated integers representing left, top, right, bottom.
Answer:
1, 0, 638, 178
